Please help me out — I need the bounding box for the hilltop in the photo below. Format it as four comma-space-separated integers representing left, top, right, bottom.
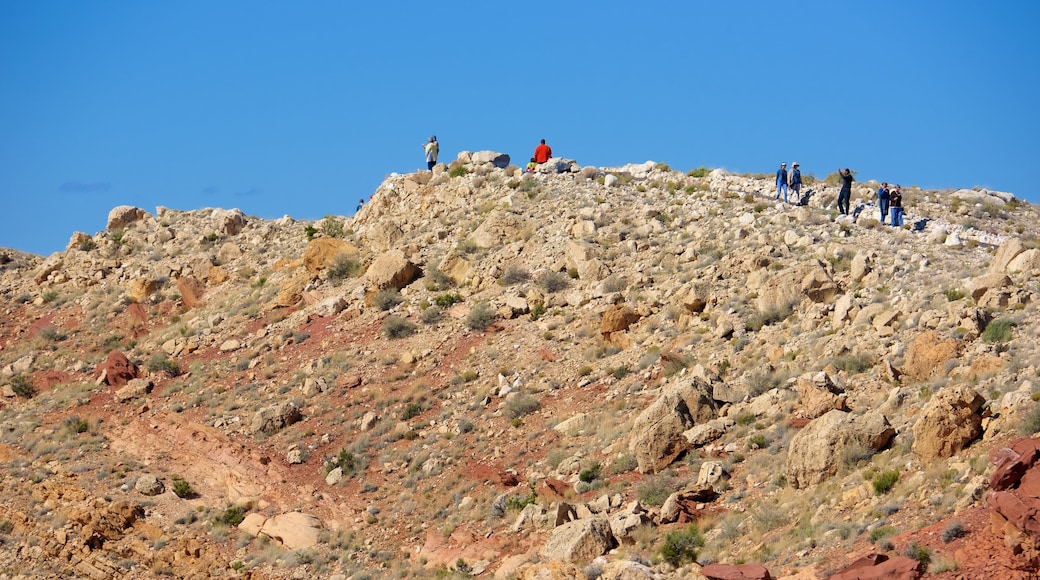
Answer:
1, 153, 1040, 579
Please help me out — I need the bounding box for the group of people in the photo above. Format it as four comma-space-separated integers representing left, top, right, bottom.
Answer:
777, 163, 905, 227
420, 135, 555, 174
774, 162, 803, 204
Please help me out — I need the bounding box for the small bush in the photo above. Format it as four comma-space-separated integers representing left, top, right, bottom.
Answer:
10, 375, 34, 398
216, 505, 246, 526
637, 475, 677, 506
943, 288, 966, 301
326, 449, 360, 476
42, 291, 58, 304
745, 304, 793, 332
465, 302, 496, 330
64, 416, 89, 434
505, 483, 537, 511
382, 316, 416, 339
872, 470, 900, 495
146, 353, 181, 377
321, 215, 344, 238
1019, 405, 1040, 436
659, 525, 704, 567
686, 166, 710, 178
942, 521, 967, 543
373, 288, 404, 311
402, 402, 423, 420
870, 526, 897, 543
449, 165, 470, 178
327, 253, 363, 281
579, 463, 601, 483
78, 238, 97, 251
830, 352, 874, 374
904, 542, 931, 567
537, 271, 571, 293
498, 264, 530, 286
171, 476, 196, 499
434, 292, 463, 308
981, 318, 1014, 343
505, 394, 540, 418
420, 305, 443, 324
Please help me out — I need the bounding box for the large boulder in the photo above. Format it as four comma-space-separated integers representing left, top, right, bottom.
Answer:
701, 563, 773, 579
364, 249, 421, 291
1008, 248, 1040, 275
303, 237, 359, 275
107, 205, 148, 231
827, 553, 922, 580
540, 517, 616, 563
967, 272, 1011, 302
629, 391, 695, 473
600, 305, 641, 335
240, 512, 322, 550
470, 210, 531, 250
785, 410, 895, 488
470, 150, 511, 168
95, 351, 139, 387
176, 276, 206, 310
251, 402, 302, 435
990, 238, 1025, 273
211, 208, 247, 235
903, 330, 960, 381
911, 385, 985, 461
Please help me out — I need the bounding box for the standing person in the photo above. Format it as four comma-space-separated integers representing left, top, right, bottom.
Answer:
356, 198, 364, 212
533, 139, 552, 164
423, 136, 439, 170
775, 162, 789, 202
877, 182, 890, 224
789, 162, 802, 204
836, 168, 854, 215
889, 185, 904, 227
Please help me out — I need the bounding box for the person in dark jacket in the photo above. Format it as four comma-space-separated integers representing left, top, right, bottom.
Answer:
877, 182, 890, 224
836, 168, 853, 215
789, 162, 802, 204
775, 162, 789, 202
889, 185, 904, 227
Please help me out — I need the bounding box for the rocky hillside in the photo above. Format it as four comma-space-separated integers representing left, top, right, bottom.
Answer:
1, 152, 1039, 579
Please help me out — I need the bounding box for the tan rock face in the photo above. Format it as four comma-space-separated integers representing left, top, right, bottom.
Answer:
176, 276, 206, 309
600, 305, 641, 335
539, 517, 616, 563
106, 205, 148, 231
911, 385, 985, 461
629, 392, 694, 474
785, 410, 895, 488
303, 237, 359, 274
903, 330, 961, 381
364, 249, 421, 291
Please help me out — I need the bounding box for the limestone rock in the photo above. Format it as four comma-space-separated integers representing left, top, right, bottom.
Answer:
114, 378, 153, 403
989, 237, 1025, 273
303, 237, 359, 275
903, 330, 960, 381
258, 512, 322, 550
107, 205, 148, 231
629, 391, 694, 473
365, 249, 421, 291
470, 150, 511, 168
134, 474, 164, 496
785, 410, 895, 488
176, 276, 206, 309
911, 385, 985, 461
701, 563, 773, 580
1007, 248, 1040, 274
600, 305, 641, 335
251, 401, 302, 435
540, 517, 616, 563
967, 271, 1011, 302
212, 208, 247, 235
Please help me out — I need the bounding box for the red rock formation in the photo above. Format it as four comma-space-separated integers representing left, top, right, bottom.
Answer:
94, 350, 139, 387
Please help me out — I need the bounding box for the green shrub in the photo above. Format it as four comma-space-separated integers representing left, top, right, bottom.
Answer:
636, 475, 678, 506
748, 434, 767, 449
943, 288, 966, 302
686, 166, 710, 178
373, 288, 404, 311
904, 542, 931, 567
326, 449, 360, 476
659, 525, 704, 567
78, 238, 97, 251
449, 165, 470, 178
304, 225, 318, 240
830, 352, 874, 374
10, 375, 34, 398
420, 305, 443, 324
745, 304, 794, 332
64, 416, 89, 434
465, 302, 496, 330
321, 215, 344, 238
382, 316, 416, 339
579, 463, 601, 483
42, 291, 58, 304
434, 292, 463, 308
147, 353, 181, 377
981, 318, 1014, 343
505, 483, 538, 511
870, 526, 897, 543
402, 402, 423, 420
942, 521, 966, 543
505, 394, 540, 418
216, 505, 246, 526
171, 475, 196, 499
537, 271, 571, 293
872, 470, 900, 495
326, 253, 363, 281
498, 264, 530, 286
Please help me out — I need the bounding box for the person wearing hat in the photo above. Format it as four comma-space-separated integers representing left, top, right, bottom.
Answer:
423, 136, 439, 171
789, 162, 802, 205
775, 162, 789, 203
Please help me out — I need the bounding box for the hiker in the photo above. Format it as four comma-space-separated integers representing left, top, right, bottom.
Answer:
356, 198, 364, 212
423, 136, 439, 170
877, 182, 890, 224
889, 185, 904, 227
836, 168, 853, 215
775, 162, 789, 203
533, 139, 552, 164
525, 158, 537, 173
789, 162, 802, 204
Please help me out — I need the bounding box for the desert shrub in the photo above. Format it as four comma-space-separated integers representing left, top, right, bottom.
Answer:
659, 524, 704, 567
326, 253, 363, 281
449, 165, 469, 178
942, 521, 967, 543
78, 238, 97, 251
321, 215, 344, 238
1019, 405, 1040, 436
830, 352, 874, 374
610, 454, 638, 474
420, 305, 443, 324
904, 542, 931, 567
505, 394, 540, 418
537, 271, 571, 293
171, 475, 196, 499
498, 264, 530, 286
505, 483, 538, 511
579, 463, 601, 483
637, 475, 678, 506
662, 353, 693, 377
465, 302, 496, 330
434, 292, 463, 308
745, 303, 793, 332
216, 505, 246, 526
748, 434, 768, 449
146, 353, 181, 377
38, 324, 66, 341
686, 166, 710, 178
870, 526, 897, 543
872, 470, 900, 495
373, 288, 404, 311
424, 267, 454, 291
382, 316, 416, 339
981, 318, 1014, 343
943, 287, 966, 302
745, 367, 785, 396
326, 449, 360, 476
402, 402, 423, 420
42, 291, 58, 304
10, 375, 34, 398
64, 416, 89, 434
601, 274, 628, 293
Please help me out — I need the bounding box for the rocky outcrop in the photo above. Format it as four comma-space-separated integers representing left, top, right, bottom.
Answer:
95, 351, 139, 387
364, 249, 421, 291
827, 553, 922, 580
785, 410, 895, 488
629, 391, 694, 474
239, 512, 322, 550
903, 330, 960, 381
106, 205, 148, 231
702, 563, 773, 579
303, 237, 359, 274
911, 385, 985, 461
250, 401, 302, 435
540, 517, 616, 563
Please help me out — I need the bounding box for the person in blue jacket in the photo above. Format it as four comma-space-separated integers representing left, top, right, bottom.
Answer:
877, 182, 890, 223
775, 162, 789, 202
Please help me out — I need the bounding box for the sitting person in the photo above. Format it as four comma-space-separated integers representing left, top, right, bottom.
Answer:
525, 158, 537, 173
533, 139, 552, 164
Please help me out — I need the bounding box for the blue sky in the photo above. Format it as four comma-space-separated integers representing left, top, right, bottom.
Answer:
2, 1, 1038, 256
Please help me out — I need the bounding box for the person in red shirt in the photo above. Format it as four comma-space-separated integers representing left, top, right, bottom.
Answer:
533, 139, 552, 164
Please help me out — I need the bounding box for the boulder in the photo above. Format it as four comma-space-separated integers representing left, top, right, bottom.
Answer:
903, 330, 960, 381
95, 351, 139, 388
967, 272, 1011, 302
989, 237, 1025, 273
128, 278, 159, 302
1008, 248, 1040, 274
785, 410, 895, 488
212, 208, 247, 235
540, 517, 616, 563
827, 553, 922, 580
258, 512, 322, 550
107, 205, 148, 231
176, 276, 206, 310
701, 563, 773, 579
600, 305, 641, 335
629, 392, 694, 473
470, 150, 511, 168
597, 559, 657, 580
303, 237, 359, 275
134, 474, 165, 496
911, 385, 985, 461
114, 378, 153, 403
251, 401, 302, 435
364, 249, 421, 291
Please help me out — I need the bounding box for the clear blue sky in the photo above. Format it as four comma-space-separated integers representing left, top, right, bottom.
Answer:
2, 1, 1038, 256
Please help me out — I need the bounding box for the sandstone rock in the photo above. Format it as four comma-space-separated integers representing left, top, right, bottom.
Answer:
303, 237, 359, 275
967, 271, 1011, 302
903, 330, 960, 381
470, 150, 511, 168
365, 249, 421, 291
629, 392, 694, 473
827, 553, 922, 580
786, 410, 895, 488
540, 517, 616, 563
66, 231, 92, 252
128, 277, 159, 302
276, 271, 311, 308
600, 305, 641, 335
212, 208, 247, 235
1007, 248, 1040, 274
114, 378, 153, 403
215, 242, 241, 265
701, 563, 773, 579
134, 474, 164, 496
990, 237, 1025, 273
597, 559, 658, 580
251, 401, 302, 435
176, 276, 206, 309
95, 351, 139, 387
911, 385, 985, 461
107, 205, 147, 231
257, 512, 322, 550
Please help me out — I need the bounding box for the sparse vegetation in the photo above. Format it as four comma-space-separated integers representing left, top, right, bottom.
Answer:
382, 316, 416, 339
373, 288, 404, 311
10, 375, 34, 398
981, 318, 1014, 343
171, 475, 196, 499
659, 524, 704, 567
465, 302, 496, 330
872, 470, 900, 495
537, 271, 571, 293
